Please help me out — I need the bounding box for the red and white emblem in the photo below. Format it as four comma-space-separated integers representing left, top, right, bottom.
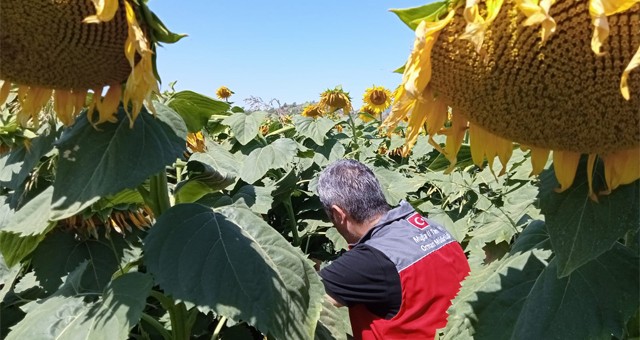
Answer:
407, 212, 429, 229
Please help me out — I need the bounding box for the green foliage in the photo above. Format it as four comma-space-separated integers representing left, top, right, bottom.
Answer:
166, 90, 230, 132
143, 203, 323, 339
50, 104, 187, 220
0, 86, 637, 340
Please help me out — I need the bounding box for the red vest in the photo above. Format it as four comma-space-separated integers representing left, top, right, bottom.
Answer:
349, 212, 470, 339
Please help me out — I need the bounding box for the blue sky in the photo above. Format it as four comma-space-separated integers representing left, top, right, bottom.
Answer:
149, 1, 427, 109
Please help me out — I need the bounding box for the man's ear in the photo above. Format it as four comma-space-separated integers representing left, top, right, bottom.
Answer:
330, 205, 347, 225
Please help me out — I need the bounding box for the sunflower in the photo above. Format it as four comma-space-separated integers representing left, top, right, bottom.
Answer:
384, 0, 640, 199
0, 0, 183, 128
301, 104, 324, 118
186, 131, 206, 153
362, 85, 393, 114
358, 105, 378, 122
216, 86, 234, 100
319, 87, 353, 114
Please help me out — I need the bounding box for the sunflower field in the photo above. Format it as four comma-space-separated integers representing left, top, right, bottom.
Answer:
0, 0, 638, 339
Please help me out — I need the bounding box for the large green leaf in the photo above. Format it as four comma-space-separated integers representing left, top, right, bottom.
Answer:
442, 249, 552, 340
293, 116, 335, 146
0, 125, 56, 190
444, 220, 639, 340
312, 138, 346, 167
51, 104, 187, 220
143, 203, 324, 339
31, 230, 138, 294
512, 245, 639, 339
231, 184, 274, 214
222, 111, 268, 145
372, 166, 426, 205
540, 166, 640, 277
167, 90, 230, 132
191, 140, 243, 179
239, 138, 298, 184
7, 272, 152, 339
314, 298, 351, 340
0, 187, 55, 267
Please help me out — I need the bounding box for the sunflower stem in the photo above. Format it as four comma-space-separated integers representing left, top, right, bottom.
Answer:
283, 197, 300, 247
347, 114, 360, 159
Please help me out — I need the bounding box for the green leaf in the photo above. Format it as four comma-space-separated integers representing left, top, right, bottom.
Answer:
51, 104, 187, 220
372, 166, 426, 205
239, 138, 298, 184
325, 228, 348, 251
270, 169, 298, 206
314, 298, 351, 340
390, 1, 448, 30
512, 245, 639, 339
192, 140, 243, 179
0, 253, 20, 301
167, 90, 230, 132
31, 230, 138, 294
231, 185, 274, 214
541, 167, 640, 277
293, 116, 335, 146
312, 139, 346, 167
175, 159, 236, 203
7, 272, 152, 340
143, 203, 324, 340
442, 249, 552, 340
0, 125, 56, 190
0, 187, 55, 267
222, 111, 268, 145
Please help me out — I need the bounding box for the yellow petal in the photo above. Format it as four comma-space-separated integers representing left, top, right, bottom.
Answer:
601, 147, 640, 193
469, 123, 489, 167
54, 90, 73, 126
588, 0, 636, 55
402, 97, 429, 157
0, 80, 10, 106
586, 154, 598, 201
83, 0, 119, 24
527, 145, 551, 175
621, 45, 640, 100
460, 0, 505, 54
73, 89, 88, 116
443, 111, 469, 174
552, 150, 581, 192
382, 87, 414, 133
97, 84, 122, 124
515, 0, 557, 43
402, 10, 456, 98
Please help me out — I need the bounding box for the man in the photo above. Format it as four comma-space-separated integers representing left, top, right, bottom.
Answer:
316, 159, 470, 339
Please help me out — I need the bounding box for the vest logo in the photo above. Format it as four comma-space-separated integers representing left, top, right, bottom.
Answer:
407, 213, 429, 229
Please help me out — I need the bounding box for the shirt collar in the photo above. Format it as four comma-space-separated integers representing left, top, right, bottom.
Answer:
349, 200, 415, 247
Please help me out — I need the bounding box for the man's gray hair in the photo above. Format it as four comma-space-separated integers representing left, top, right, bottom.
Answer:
316, 159, 390, 223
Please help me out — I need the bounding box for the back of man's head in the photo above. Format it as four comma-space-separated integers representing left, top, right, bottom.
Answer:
316, 159, 390, 224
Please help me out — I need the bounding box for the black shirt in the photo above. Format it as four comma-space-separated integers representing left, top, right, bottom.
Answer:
319, 243, 402, 319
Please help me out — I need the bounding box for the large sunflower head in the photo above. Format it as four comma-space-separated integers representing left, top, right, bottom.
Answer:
384, 0, 640, 198
301, 104, 324, 118
319, 87, 353, 114
362, 85, 392, 114
0, 0, 183, 128
216, 86, 234, 100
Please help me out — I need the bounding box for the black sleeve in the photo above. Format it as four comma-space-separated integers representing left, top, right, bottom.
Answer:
319, 244, 401, 319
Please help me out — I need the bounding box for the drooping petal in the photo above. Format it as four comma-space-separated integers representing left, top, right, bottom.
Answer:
601, 146, 640, 193
621, 45, 640, 99
587, 154, 598, 201
54, 90, 73, 126
0, 80, 10, 106
526, 145, 551, 175
516, 0, 557, 43
83, 0, 119, 24
443, 111, 469, 174
460, 0, 506, 54
402, 97, 429, 157
552, 150, 582, 192
402, 10, 456, 98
